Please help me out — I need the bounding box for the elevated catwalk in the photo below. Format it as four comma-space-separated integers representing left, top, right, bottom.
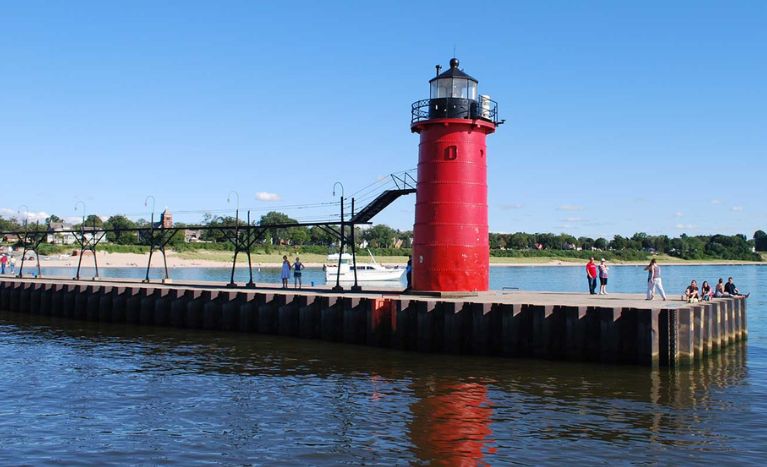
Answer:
0, 278, 747, 367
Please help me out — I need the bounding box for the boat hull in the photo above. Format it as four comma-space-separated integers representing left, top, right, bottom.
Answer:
325, 268, 405, 283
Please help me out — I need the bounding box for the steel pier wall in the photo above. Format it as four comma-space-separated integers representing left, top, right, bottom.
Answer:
0, 280, 747, 367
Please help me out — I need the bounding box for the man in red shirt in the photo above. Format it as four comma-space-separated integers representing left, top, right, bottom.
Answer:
586, 257, 598, 295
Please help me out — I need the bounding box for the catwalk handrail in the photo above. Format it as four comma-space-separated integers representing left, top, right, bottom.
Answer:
0, 211, 368, 289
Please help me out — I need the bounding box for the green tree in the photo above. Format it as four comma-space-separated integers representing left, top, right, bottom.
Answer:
288, 227, 310, 245
104, 215, 138, 244
259, 211, 298, 244
201, 215, 241, 243
309, 226, 337, 245
0, 216, 21, 232
73, 214, 104, 230
578, 236, 595, 250
45, 214, 63, 224
363, 224, 397, 248
490, 233, 507, 249
755, 230, 767, 252
610, 235, 627, 250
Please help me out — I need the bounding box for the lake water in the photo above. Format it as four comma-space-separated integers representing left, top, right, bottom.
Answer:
1, 264, 765, 464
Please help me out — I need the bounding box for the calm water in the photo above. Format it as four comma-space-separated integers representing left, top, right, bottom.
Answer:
1, 265, 766, 464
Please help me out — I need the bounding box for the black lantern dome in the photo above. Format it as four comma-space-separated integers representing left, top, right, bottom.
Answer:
411, 58, 498, 124
429, 58, 478, 101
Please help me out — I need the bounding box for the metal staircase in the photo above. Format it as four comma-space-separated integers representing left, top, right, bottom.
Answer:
349, 172, 417, 223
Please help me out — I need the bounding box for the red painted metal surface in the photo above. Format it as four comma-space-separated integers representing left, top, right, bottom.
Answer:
411, 118, 496, 291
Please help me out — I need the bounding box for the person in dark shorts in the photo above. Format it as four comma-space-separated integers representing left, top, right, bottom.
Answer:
293, 257, 304, 289
598, 258, 609, 295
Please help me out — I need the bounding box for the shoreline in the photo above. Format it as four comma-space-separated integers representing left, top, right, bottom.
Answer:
10, 251, 765, 269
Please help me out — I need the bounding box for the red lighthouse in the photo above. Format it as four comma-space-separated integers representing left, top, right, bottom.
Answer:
411, 58, 499, 292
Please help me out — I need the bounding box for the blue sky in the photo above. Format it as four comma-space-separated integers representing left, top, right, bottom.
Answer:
1, 1, 764, 237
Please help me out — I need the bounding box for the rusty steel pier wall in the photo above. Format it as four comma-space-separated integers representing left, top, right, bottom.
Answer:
0, 279, 747, 367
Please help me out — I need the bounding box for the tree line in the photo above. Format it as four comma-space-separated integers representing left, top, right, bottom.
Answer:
490, 232, 763, 261
1, 213, 765, 261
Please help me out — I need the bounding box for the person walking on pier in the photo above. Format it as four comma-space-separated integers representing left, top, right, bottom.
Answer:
586, 257, 598, 295
645, 258, 667, 301
293, 257, 304, 289
0, 254, 6, 275
281, 255, 291, 289
598, 258, 609, 295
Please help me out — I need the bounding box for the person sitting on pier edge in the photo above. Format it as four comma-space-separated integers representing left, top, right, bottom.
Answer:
293, 257, 304, 289
724, 276, 750, 298
701, 280, 713, 301
598, 258, 609, 295
281, 256, 291, 289
645, 258, 667, 301
714, 278, 732, 297
586, 257, 598, 295
683, 280, 700, 303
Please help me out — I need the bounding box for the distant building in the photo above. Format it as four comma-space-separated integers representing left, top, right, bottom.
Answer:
2, 234, 21, 243
47, 222, 77, 245
155, 209, 173, 229
184, 229, 204, 243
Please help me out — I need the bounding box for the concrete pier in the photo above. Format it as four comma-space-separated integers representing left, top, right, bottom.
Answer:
0, 278, 748, 367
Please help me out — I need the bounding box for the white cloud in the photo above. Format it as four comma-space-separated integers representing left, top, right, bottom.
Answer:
731, 206, 743, 212
255, 192, 281, 202
499, 203, 524, 210
674, 211, 684, 218
563, 217, 586, 223
675, 223, 697, 230
557, 204, 584, 212
0, 208, 50, 223
711, 199, 722, 205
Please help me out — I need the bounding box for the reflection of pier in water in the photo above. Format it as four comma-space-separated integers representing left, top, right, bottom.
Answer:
0, 311, 749, 464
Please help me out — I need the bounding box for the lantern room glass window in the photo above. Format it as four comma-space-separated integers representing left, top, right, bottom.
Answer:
430, 78, 478, 100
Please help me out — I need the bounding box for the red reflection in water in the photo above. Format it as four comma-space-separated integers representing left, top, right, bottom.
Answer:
409, 382, 495, 465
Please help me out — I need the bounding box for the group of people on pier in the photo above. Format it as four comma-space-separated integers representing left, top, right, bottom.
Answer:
0, 253, 16, 275
683, 277, 750, 303
281, 256, 305, 289
585, 257, 750, 302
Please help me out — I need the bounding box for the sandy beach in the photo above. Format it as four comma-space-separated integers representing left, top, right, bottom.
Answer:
16, 250, 765, 269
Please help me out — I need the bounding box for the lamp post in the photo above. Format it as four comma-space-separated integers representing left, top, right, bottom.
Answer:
143, 195, 156, 283
332, 182, 344, 199
74, 201, 86, 224
14, 204, 30, 278
226, 190, 241, 287
227, 190, 240, 213
73, 201, 87, 280
144, 195, 156, 225
17, 204, 29, 227
332, 182, 345, 291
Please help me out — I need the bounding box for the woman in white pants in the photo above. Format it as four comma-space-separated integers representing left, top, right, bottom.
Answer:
645, 258, 667, 300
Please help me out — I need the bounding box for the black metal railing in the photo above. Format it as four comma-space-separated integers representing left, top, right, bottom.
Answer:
411, 96, 499, 124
